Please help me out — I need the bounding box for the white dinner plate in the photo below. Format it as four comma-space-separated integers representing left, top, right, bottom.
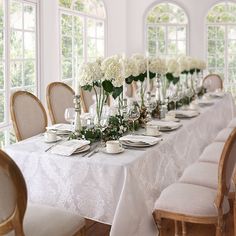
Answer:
120, 140, 157, 147
142, 132, 162, 137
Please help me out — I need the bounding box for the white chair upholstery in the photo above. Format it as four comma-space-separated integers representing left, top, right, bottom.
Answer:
180, 162, 218, 189
11, 91, 47, 141
179, 162, 235, 192
203, 74, 223, 92
0, 168, 16, 223
154, 183, 230, 217
47, 82, 75, 124
7, 204, 85, 236
228, 117, 236, 128
215, 128, 234, 142
199, 142, 225, 163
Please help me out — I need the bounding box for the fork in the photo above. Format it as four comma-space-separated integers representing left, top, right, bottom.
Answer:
87, 147, 100, 157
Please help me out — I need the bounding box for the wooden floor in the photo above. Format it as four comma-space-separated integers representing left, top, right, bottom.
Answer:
85, 201, 235, 236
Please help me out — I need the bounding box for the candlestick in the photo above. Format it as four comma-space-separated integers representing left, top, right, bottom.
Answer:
146, 52, 150, 92
73, 95, 82, 136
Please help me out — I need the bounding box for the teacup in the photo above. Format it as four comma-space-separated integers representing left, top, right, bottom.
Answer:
106, 140, 122, 153
146, 125, 160, 136
44, 130, 57, 142
165, 112, 176, 121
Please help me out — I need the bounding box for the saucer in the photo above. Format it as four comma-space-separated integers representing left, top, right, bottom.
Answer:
101, 147, 125, 155
44, 136, 62, 143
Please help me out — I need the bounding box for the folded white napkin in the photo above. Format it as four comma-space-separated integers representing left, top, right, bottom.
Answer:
47, 123, 73, 133
51, 140, 90, 156
174, 110, 199, 118
196, 99, 214, 105
148, 120, 181, 129
119, 135, 161, 145
209, 91, 225, 98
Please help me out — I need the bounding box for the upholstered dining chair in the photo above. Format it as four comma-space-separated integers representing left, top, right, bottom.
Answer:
10, 91, 48, 141
0, 149, 86, 236
47, 82, 78, 124
153, 128, 236, 236
203, 74, 223, 92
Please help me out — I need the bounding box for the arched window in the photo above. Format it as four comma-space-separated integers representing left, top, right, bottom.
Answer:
206, 2, 236, 86
59, 0, 106, 86
146, 2, 188, 58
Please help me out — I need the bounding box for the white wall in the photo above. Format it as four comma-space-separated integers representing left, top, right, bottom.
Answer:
126, 0, 236, 58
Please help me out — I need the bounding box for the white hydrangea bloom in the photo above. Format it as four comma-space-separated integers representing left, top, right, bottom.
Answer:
178, 56, 191, 72
101, 55, 124, 87
167, 59, 180, 77
78, 62, 103, 86
149, 58, 167, 75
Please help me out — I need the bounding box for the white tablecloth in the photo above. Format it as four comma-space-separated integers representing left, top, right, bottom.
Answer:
5, 94, 236, 236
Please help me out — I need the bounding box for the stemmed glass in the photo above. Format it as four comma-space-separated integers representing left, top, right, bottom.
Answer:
64, 108, 75, 131
128, 102, 140, 135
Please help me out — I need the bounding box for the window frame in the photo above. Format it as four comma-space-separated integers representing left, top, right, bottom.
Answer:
0, 0, 40, 143
58, 1, 107, 87
205, 1, 236, 87
144, 1, 189, 57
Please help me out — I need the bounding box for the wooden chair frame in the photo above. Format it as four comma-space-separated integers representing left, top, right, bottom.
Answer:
10, 91, 48, 141
0, 149, 86, 236
153, 128, 236, 236
203, 74, 223, 90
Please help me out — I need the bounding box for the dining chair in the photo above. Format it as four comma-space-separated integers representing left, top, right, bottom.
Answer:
215, 128, 234, 142
153, 128, 236, 236
0, 149, 86, 236
203, 74, 223, 92
10, 91, 48, 141
227, 117, 236, 128
47, 82, 78, 124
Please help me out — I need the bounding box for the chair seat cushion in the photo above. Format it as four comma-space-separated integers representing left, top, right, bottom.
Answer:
215, 128, 234, 142
228, 118, 236, 128
154, 183, 230, 217
8, 204, 85, 236
179, 162, 235, 193
199, 142, 224, 164
179, 162, 218, 189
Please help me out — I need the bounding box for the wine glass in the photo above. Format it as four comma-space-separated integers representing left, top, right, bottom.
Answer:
64, 108, 75, 130
128, 102, 140, 135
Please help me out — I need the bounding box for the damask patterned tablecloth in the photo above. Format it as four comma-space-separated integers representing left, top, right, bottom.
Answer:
5, 94, 236, 236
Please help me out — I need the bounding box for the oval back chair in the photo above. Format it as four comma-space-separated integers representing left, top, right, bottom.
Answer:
10, 91, 48, 141
0, 149, 86, 235
203, 74, 223, 92
153, 128, 236, 236
46, 82, 76, 124
0, 149, 27, 235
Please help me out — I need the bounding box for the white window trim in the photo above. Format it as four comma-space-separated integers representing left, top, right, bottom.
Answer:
0, 0, 40, 134
58, 4, 107, 86
143, 1, 190, 56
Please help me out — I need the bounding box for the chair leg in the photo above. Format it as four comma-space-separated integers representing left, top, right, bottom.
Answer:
181, 221, 187, 236
174, 221, 180, 236
156, 218, 164, 236
234, 198, 236, 236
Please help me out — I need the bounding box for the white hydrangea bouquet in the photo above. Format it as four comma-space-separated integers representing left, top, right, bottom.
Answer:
78, 56, 124, 125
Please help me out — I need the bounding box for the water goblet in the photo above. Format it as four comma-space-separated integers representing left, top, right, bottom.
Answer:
128, 103, 140, 135
64, 108, 75, 130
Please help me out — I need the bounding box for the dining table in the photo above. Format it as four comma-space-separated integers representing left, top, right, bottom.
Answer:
4, 93, 236, 236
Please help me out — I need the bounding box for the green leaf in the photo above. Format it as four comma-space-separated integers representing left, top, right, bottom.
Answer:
112, 86, 123, 99
125, 76, 133, 84
102, 80, 113, 93
82, 85, 92, 91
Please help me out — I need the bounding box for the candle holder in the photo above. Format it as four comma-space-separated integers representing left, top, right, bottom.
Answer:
73, 95, 82, 137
